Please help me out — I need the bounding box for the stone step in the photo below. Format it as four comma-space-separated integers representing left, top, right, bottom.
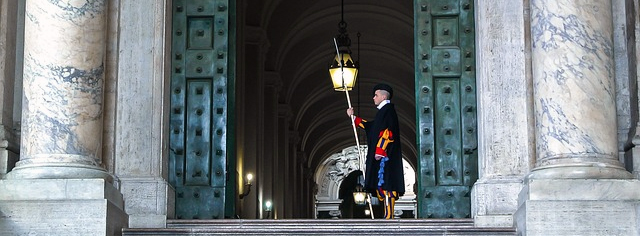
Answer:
122, 219, 517, 235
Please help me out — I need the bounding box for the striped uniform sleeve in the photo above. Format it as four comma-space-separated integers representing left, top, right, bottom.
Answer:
375, 129, 394, 157
353, 116, 366, 129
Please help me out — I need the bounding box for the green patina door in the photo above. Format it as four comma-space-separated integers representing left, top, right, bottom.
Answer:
414, 0, 477, 218
169, 0, 236, 219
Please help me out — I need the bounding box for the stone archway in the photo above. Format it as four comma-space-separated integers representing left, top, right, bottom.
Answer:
314, 146, 417, 219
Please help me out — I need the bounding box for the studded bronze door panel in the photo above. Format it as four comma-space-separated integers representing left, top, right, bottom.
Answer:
415, 0, 477, 218
170, 0, 230, 219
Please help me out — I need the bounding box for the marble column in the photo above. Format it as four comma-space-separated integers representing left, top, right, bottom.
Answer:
515, 1, 640, 235
529, 0, 631, 179
7, 1, 110, 180
0, 2, 127, 235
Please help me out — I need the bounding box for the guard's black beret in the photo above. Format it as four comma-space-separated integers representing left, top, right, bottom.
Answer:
373, 83, 393, 99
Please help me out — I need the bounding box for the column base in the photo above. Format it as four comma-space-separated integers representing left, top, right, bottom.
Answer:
6, 162, 113, 182
528, 162, 633, 179
119, 177, 174, 228
471, 177, 524, 227
0, 124, 19, 179
515, 179, 640, 235
0, 179, 128, 236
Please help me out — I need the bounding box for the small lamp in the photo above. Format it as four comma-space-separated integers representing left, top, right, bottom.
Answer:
239, 173, 253, 199
352, 185, 367, 205
264, 200, 273, 219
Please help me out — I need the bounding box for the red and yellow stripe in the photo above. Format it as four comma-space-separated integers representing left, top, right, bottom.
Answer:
375, 129, 394, 157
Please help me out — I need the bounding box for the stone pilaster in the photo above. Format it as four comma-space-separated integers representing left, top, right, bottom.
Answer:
472, 0, 533, 227
238, 26, 268, 219
0, 0, 21, 179
261, 72, 281, 219
289, 131, 301, 218
628, 0, 640, 179
516, 1, 640, 235
8, 0, 110, 180
277, 104, 292, 218
113, 0, 173, 228
612, 0, 635, 172
0, 1, 127, 235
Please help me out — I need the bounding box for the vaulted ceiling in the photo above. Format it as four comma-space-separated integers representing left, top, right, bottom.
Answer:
243, 0, 417, 171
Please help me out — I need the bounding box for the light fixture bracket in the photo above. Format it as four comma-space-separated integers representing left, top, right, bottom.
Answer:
328, 0, 359, 91
335, 20, 351, 49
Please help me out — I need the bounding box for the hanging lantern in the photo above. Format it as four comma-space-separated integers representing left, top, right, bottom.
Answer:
329, 51, 358, 91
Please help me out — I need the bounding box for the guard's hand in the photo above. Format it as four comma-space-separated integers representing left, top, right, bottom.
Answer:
346, 107, 354, 117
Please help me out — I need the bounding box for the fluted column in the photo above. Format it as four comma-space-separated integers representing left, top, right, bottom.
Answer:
8, 0, 109, 180
529, 0, 631, 179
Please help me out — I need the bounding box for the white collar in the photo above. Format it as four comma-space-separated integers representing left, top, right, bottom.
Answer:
377, 100, 390, 109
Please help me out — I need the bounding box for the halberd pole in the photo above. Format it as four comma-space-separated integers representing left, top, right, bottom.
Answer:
333, 38, 374, 219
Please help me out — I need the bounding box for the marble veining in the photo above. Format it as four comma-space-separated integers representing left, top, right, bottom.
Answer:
54, 65, 104, 93
25, 0, 106, 69
530, 0, 617, 164
48, 0, 105, 22
531, 1, 612, 53
536, 98, 600, 155
17, 0, 107, 171
21, 59, 105, 161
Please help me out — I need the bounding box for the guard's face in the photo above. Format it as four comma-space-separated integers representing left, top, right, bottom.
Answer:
373, 90, 386, 106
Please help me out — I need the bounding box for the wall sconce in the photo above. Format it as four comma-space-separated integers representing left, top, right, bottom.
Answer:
265, 200, 273, 219
239, 173, 253, 199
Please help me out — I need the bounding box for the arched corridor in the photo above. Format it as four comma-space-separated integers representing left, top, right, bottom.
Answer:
1, 1, 640, 235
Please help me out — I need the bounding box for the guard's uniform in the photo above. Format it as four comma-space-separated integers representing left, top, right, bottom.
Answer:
353, 91, 405, 219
